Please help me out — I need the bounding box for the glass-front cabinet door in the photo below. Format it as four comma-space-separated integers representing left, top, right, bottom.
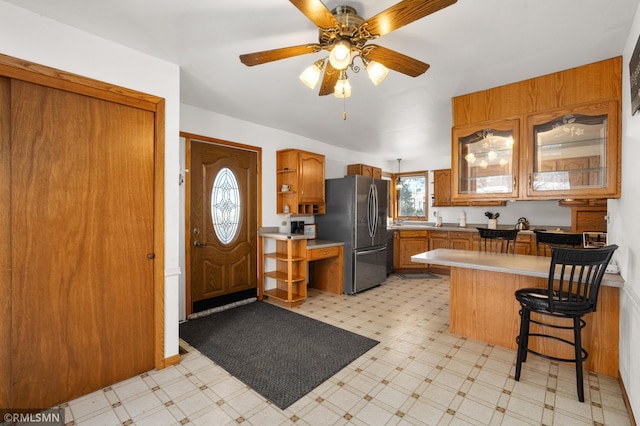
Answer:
525, 101, 620, 199
452, 118, 519, 201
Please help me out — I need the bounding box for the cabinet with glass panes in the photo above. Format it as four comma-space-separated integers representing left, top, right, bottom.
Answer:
524, 100, 620, 199
451, 118, 520, 202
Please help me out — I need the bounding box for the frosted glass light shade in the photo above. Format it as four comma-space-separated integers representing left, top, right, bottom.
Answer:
329, 39, 351, 70
334, 74, 352, 98
299, 60, 324, 89
366, 60, 389, 85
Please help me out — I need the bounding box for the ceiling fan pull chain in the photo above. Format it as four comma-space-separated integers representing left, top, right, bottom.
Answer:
343, 97, 347, 120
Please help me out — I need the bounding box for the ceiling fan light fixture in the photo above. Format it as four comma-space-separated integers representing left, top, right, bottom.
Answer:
334, 70, 352, 98
329, 39, 352, 70
365, 60, 389, 86
299, 59, 325, 89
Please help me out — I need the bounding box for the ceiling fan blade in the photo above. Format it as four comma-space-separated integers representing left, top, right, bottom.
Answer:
365, 45, 430, 77
365, 0, 457, 37
289, 0, 339, 29
240, 44, 321, 66
318, 63, 339, 96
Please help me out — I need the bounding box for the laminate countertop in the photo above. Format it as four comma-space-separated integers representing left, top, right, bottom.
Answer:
388, 223, 571, 234
307, 240, 345, 250
259, 232, 344, 249
412, 248, 624, 288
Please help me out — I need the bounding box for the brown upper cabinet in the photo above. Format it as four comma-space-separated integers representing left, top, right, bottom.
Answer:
347, 163, 382, 179
524, 100, 619, 199
277, 149, 326, 215
451, 118, 520, 202
433, 169, 453, 206
451, 57, 621, 203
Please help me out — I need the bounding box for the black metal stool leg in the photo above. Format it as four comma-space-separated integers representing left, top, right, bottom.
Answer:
574, 316, 585, 402
515, 307, 530, 381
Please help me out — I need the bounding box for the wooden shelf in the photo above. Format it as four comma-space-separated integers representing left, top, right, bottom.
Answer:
263, 288, 306, 303
264, 252, 306, 262
264, 270, 305, 282
260, 235, 307, 307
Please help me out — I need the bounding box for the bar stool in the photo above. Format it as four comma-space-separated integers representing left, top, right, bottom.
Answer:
476, 228, 519, 254
534, 229, 583, 256
514, 245, 618, 402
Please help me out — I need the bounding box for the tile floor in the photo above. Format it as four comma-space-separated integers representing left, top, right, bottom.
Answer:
59, 274, 632, 425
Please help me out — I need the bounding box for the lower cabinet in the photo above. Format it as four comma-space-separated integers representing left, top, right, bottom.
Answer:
471, 233, 533, 255
571, 207, 607, 233
450, 231, 472, 250
392, 228, 538, 274
429, 231, 473, 274
430, 231, 473, 251
428, 230, 450, 250
514, 234, 533, 255
394, 230, 428, 270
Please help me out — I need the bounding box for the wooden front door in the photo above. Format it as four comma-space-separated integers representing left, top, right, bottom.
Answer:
7, 79, 156, 408
189, 142, 257, 312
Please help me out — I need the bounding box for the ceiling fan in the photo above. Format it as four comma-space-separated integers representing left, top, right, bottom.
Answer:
239, 0, 457, 97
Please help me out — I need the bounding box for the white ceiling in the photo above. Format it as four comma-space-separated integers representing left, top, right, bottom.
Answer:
6, 0, 638, 161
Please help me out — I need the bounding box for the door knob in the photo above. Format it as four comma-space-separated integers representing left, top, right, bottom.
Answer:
194, 240, 205, 247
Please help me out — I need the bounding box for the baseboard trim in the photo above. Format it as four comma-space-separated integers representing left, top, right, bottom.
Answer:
620, 373, 637, 426
164, 354, 180, 368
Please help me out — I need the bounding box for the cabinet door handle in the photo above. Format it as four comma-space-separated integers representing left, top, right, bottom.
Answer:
528, 173, 533, 189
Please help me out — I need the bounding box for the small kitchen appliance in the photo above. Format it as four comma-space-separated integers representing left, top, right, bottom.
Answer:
515, 217, 529, 230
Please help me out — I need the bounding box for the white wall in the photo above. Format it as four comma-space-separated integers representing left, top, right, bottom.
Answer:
180, 104, 386, 228
0, 1, 182, 360
612, 2, 640, 417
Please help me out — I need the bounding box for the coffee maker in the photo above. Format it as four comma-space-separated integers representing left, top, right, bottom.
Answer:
290, 220, 305, 234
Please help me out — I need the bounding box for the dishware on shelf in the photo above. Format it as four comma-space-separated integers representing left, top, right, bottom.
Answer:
283, 204, 290, 213
281, 184, 290, 192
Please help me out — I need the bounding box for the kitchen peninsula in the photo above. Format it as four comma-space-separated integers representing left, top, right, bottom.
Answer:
412, 249, 624, 377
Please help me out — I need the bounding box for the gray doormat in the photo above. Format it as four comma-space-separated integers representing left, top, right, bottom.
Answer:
395, 272, 439, 279
179, 301, 379, 410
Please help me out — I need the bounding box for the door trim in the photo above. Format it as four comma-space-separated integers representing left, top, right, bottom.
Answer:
180, 132, 262, 318
0, 54, 166, 369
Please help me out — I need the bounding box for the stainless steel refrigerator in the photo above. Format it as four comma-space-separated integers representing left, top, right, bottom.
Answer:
315, 175, 388, 294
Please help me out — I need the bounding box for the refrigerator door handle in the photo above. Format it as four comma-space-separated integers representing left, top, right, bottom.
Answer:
367, 183, 378, 239
372, 183, 378, 236
356, 246, 387, 256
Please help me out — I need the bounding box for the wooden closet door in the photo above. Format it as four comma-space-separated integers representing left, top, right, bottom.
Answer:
0, 77, 10, 409
10, 80, 156, 408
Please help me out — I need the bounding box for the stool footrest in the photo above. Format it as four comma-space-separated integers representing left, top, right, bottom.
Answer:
519, 332, 588, 363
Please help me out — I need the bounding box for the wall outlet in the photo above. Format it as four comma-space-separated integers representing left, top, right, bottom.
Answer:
605, 261, 619, 274
281, 221, 287, 226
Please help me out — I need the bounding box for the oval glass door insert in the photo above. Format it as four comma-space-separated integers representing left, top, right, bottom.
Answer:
211, 167, 240, 244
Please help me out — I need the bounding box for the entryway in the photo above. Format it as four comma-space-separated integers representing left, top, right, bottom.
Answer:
182, 134, 261, 317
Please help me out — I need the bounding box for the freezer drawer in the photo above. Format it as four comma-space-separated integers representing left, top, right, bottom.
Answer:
351, 246, 387, 294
